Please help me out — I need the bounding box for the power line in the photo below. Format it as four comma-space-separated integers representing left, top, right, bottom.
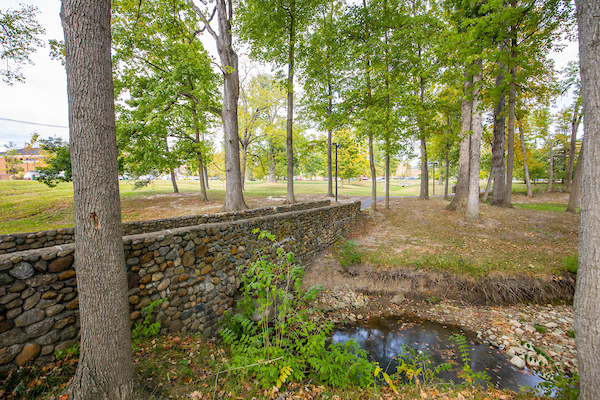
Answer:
0, 117, 68, 129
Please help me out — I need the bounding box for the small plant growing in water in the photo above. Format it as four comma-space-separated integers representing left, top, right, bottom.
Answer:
450, 334, 491, 388
396, 345, 451, 387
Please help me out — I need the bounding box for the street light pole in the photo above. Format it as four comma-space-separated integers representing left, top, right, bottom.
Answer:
333, 142, 340, 202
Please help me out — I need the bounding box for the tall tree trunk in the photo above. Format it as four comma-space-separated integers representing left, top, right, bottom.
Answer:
447, 64, 474, 213
483, 165, 493, 202
240, 140, 248, 191
267, 139, 277, 183
519, 121, 533, 197
362, 0, 376, 211
164, 137, 179, 193
564, 103, 582, 192
547, 127, 554, 192
566, 139, 584, 213
188, 0, 247, 211
204, 165, 210, 189
465, 63, 483, 222
573, 0, 600, 396
503, 22, 517, 207
491, 74, 506, 206
61, 1, 139, 398
419, 137, 429, 200
385, 141, 390, 209
327, 83, 334, 197
170, 170, 179, 192
369, 130, 377, 211
418, 75, 429, 200
284, 5, 296, 204
193, 109, 208, 201
444, 144, 450, 200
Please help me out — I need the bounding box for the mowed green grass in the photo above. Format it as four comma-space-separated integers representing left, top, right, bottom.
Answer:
0, 178, 429, 234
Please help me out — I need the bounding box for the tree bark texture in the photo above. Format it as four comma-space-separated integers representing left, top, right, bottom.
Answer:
547, 125, 554, 192
444, 146, 450, 200
267, 139, 277, 183
188, 0, 247, 211
284, 3, 296, 204
418, 76, 429, 201
491, 77, 506, 206
61, 1, 139, 398
419, 137, 429, 200
564, 103, 582, 192
574, 0, 600, 397
465, 65, 483, 222
519, 122, 533, 197
327, 83, 334, 197
446, 64, 473, 213
483, 165, 493, 203
164, 137, 179, 193
503, 42, 516, 207
566, 139, 583, 213
193, 109, 208, 201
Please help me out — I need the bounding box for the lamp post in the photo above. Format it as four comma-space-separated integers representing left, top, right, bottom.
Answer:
333, 142, 340, 202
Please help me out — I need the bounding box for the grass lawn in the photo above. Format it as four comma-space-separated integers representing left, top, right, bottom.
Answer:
0, 179, 432, 234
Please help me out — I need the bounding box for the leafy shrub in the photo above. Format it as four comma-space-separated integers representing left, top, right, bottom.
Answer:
220, 229, 376, 389
335, 236, 361, 268
563, 253, 578, 273
54, 343, 80, 360
132, 298, 166, 339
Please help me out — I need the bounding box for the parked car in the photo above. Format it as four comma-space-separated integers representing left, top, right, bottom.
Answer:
23, 171, 40, 180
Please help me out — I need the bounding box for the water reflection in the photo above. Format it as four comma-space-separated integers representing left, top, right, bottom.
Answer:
332, 316, 545, 393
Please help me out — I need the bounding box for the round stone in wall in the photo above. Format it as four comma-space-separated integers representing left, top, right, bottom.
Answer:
9, 262, 34, 280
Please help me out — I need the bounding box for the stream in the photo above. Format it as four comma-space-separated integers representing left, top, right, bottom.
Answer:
332, 315, 546, 393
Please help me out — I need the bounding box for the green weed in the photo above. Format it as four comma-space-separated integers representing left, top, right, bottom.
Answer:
563, 253, 578, 273
220, 229, 376, 390
335, 236, 362, 268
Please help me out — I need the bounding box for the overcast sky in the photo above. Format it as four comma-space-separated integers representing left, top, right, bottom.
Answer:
0, 1, 580, 150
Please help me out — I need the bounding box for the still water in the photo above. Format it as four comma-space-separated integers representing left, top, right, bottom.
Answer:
333, 315, 545, 393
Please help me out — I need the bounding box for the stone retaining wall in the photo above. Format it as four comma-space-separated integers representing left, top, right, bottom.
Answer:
0, 201, 361, 372
0, 200, 331, 254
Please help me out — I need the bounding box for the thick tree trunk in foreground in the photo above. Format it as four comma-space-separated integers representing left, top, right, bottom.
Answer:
447, 64, 473, 213
491, 80, 506, 206
61, 1, 139, 398
566, 139, 583, 213
574, 0, 600, 397
564, 104, 582, 192
465, 66, 483, 222
519, 122, 533, 197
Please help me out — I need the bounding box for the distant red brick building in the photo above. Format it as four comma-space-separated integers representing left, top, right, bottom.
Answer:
0, 148, 46, 180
